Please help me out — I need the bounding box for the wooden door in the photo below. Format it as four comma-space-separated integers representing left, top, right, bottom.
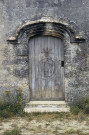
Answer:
29, 36, 64, 100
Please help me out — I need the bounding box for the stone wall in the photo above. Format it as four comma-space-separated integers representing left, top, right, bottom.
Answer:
0, 0, 89, 103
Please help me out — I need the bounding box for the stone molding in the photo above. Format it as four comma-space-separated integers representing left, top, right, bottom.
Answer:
7, 18, 85, 44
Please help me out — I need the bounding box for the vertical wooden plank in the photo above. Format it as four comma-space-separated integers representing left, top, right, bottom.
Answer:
53, 37, 59, 98
29, 38, 35, 99
34, 37, 40, 99
38, 36, 42, 98
40, 36, 45, 98
42, 37, 46, 98
60, 39, 64, 98
54, 37, 62, 99
43, 36, 49, 99
48, 36, 55, 99
48, 36, 52, 99
32, 38, 36, 99
29, 39, 32, 99
38, 36, 44, 99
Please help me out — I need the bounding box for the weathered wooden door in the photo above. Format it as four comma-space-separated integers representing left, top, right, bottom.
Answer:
29, 36, 64, 100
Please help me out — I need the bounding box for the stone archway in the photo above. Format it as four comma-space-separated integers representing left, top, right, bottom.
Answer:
7, 18, 85, 102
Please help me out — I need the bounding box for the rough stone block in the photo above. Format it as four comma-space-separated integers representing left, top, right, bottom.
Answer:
82, 0, 89, 7
70, 0, 82, 8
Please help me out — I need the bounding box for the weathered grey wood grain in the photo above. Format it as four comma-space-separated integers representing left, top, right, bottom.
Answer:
29, 36, 64, 100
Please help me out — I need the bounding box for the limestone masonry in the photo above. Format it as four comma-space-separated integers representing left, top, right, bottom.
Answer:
0, 0, 89, 103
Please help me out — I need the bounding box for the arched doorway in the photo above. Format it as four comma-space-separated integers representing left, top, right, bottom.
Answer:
7, 18, 85, 103
29, 36, 64, 101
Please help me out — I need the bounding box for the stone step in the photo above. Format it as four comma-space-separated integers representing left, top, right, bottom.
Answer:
24, 107, 70, 113
24, 101, 70, 113
26, 101, 67, 105
26, 101, 68, 108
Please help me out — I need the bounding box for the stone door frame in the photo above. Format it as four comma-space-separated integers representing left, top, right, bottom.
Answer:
7, 18, 85, 102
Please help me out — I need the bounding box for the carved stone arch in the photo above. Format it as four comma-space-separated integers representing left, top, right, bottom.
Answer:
7, 18, 85, 44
